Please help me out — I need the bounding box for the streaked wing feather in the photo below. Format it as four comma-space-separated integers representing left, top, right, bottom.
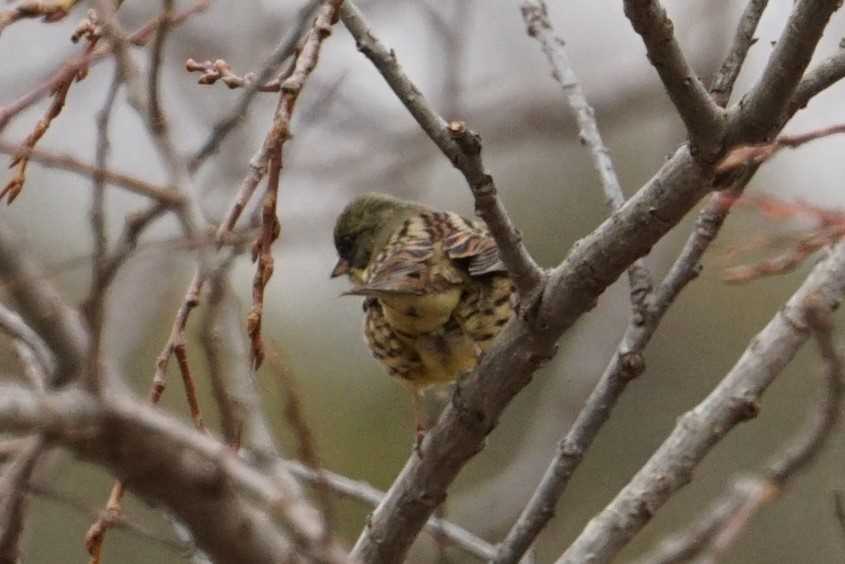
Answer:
443, 214, 506, 277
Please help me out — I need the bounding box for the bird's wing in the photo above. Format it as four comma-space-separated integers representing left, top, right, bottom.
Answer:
344, 214, 436, 296
442, 213, 507, 277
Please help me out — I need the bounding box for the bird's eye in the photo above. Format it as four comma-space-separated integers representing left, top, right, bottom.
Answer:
337, 234, 354, 257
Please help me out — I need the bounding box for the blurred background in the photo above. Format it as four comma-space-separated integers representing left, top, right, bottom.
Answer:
2, 1, 845, 562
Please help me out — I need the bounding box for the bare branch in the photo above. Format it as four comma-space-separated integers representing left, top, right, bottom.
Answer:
622, 0, 725, 157
731, 0, 842, 142
0, 438, 44, 564
285, 460, 497, 561
0, 141, 184, 205
30, 482, 188, 554
709, 0, 769, 106
248, 0, 343, 369
0, 224, 87, 387
631, 299, 844, 564
556, 239, 845, 564
0, 304, 55, 380
0, 385, 349, 564
717, 122, 845, 174
0, 0, 209, 133
0, 0, 80, 34
790, 47, 845, 115
340, 1, 544, 304
189, 0, 323, 171
519, 0, 653, 313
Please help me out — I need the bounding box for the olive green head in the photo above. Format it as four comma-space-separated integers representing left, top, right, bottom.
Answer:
331, 192, 420, 279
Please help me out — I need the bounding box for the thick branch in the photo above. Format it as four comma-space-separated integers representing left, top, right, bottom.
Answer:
0, 386, 347, 564
623, 0, 725, 157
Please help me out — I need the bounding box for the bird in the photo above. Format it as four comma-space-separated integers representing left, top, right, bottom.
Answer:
330, 192, 514, 444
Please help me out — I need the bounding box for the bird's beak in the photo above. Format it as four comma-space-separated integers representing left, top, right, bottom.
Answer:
330, 258, 350, 278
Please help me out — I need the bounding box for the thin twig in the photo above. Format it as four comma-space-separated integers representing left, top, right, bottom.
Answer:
0, 0, 209, 132
0, 141, 184, 205
0, 0, 80, 33
30, 482, 188, 553
185, 58, 284, 92
189, 0, 323, 172
285, 460, 497, 561
717, 122, 845, 174
709, 0, 769, 107
199, 258, 244, 446
1, 72, 77, 203
247, 0, 343, 369
84, 68, 122, 393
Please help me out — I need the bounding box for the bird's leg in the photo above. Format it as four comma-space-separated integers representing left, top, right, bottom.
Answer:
412, 388, 427, 456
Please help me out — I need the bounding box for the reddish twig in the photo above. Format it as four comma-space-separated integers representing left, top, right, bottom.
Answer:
0, 0, 81, 34
247, 0, 343, 369
0, 70, 76, 203
719, 195, 845, 284
717, 122, 845, 174
186, 58, 283, 92
0, 0, 208, 133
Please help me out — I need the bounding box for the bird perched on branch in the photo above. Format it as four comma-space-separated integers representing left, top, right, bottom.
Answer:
331, 193, 514, 444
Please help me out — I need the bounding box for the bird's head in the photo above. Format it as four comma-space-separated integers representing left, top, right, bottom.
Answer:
331, 192, 419, 283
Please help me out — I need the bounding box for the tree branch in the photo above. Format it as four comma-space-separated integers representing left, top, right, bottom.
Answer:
0, 438, 44, 564
623, 0, 725, 157
709, 0, 769, 107
519, 0, 653, 314
0, 224, 87, 387
0, 385, 349, 564
731, 0, 842, 142
631, 300, 844, 564
556, 239, 845, 564
285, 460, 497, 561
0, 141, 183, 205
789, 47, 845, 116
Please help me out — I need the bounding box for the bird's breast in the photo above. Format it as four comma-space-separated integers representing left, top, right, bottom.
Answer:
380, 288, 462, 335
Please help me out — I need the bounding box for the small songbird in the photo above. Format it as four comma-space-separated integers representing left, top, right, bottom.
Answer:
330, 193, 514, 441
